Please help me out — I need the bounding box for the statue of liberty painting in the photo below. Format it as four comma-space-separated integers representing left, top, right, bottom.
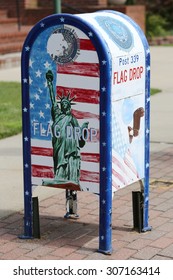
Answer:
42, 70, 89, 188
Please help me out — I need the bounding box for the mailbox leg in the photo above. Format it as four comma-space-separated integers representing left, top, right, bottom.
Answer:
137, 180, 151, 232
141, 179, 152, 232
132, 191, 143, 232
32, 197, 41, 239
98, 190, 112, 255
19, 186, 33, 239
64, 190, 79, 219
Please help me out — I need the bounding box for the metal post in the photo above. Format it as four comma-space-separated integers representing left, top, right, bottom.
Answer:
142, 42, 151, 232
98, 55, 112, 255
54, 0, 61, 13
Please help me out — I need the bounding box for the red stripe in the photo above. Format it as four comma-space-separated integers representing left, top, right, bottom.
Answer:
112, 179, 120, 190
124, 158, 139, 178
58, 62, 99, 77
112, 154, 133, 179
80, 39, 96, 51
112, 169, 127, 185
80, 170, 99, 183
32, 165, 54, 178
71, 109, 99, 120
124, 150, 139, 177
31, 146, 53, 157
32, 165, 99, 183
81, 152, 100, 163
31, 149, 100, 160
57, 86, 99, 104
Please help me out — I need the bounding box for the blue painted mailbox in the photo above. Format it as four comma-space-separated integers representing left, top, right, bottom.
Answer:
21, 10, 151, 254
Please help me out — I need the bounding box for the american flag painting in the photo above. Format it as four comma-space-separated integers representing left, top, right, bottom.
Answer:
29, 25, 100, 193
112, 104, 141, 191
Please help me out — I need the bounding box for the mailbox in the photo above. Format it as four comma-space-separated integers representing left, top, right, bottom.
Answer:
21, 10, 150, 254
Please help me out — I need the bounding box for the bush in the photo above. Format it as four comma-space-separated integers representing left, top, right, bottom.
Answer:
146, 13, 169, 38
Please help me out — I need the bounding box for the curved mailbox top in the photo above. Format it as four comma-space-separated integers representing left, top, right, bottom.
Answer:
22, 10, 150, 195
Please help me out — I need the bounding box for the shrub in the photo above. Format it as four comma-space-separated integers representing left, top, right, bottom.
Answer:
146, 13, 168, 38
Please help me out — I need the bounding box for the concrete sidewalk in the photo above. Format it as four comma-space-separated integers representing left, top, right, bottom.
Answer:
0, 46, 173, 260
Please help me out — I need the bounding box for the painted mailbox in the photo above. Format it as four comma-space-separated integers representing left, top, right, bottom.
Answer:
21, 10, 150, 254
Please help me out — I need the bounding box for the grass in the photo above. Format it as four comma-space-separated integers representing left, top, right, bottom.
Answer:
0, 82, 21, 139
151, 88, 161, 95
0, 82, 161, 140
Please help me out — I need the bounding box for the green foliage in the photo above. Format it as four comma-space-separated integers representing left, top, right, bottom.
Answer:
125, 0, 136, 4
0, 82, 21, 139
150, 88, 161, 96
139, 0, 173, 34
146, 13, 169, 38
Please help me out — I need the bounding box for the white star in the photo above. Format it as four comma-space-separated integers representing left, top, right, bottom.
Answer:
23, 107, 28, 112
60, 17, 65, 22
45, 103, 50, 109
88, 31, 93, 37
146, 48, 150, 55
35, 69, 42, 78
24, 136, 28, 142
101, 236, 104, 240
102, 167, 106, 172
102, 199, 106, 204
146, 162, 149, 168
29, 59, 34, 68
25, 191, 29, 196
101, 87, 106, 92
25, 46, 30, 51
25, 163, 29, 168
102, 111, 106, 116
38, 88, 43, 94
23, 78, 28, 83
44, 61, 51, 69
146, 128, 150, 134
102, 60, 107, 65
29, 77, 33, 85
34, 93, 40, 100
147, 66, 150, 71
30, 102, 34, 109
40, 22, 45, 28
102, 142, 106, 147
39, 110, 45, 118
147, 97, 150, 103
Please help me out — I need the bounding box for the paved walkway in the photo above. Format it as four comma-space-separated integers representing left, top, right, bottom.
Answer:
0, 46, 173, 260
